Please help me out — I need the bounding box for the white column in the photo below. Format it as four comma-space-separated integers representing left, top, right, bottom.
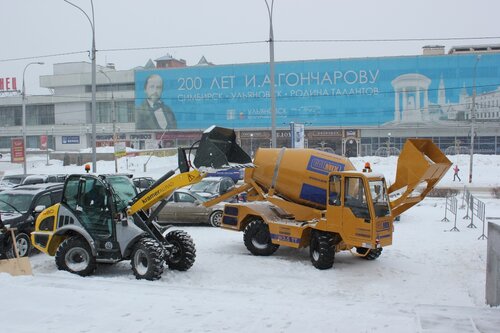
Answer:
394, 90, 400, 122
402, 88, 408, 121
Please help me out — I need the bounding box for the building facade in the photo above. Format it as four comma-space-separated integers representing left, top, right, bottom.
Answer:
1, 46, 500, 157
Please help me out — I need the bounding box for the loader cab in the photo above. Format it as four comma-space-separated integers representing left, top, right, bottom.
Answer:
326, 172, 392, 248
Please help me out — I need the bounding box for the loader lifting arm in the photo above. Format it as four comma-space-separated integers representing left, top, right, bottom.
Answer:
388, 138, 452, 217
126, 126, 252, 217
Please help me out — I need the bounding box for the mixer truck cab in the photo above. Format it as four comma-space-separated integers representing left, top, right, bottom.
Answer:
324, 171, 393, 251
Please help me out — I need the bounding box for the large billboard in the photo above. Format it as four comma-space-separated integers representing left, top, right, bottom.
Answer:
135, 53, 500, 130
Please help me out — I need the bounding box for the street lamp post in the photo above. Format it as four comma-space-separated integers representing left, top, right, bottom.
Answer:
264, 0, 277, 148
469, 55, 481, 184
99, 70, 118, 172
22, 61, 44, 175
250, 133, 254, 158
386, 132, 391, 157
65, 0, 97, 173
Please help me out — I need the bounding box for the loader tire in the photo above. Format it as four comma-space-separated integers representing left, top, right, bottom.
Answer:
131, 237, 165, 281
243, 219, 279, 256
356, 247, 383, 260
310, 231, 336, 270
55, 236, 96, 276
165, 230, 196, 271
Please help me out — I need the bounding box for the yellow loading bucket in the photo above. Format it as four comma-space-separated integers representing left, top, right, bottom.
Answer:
388, 139, 452, 217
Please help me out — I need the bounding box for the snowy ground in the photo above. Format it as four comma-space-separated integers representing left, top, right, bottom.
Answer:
1, 151, 500, 332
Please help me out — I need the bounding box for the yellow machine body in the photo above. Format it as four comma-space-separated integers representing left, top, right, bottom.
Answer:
219, 139, 451, 258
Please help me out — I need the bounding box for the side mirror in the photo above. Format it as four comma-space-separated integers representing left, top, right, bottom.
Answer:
34, 205, 46, 214
194, 200, 201, 205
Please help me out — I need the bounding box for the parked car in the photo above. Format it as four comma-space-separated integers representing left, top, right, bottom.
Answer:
189, 176, 236, 201
0, 183, 64, 257
21, 174, 67, 185
206, 169, 244, 183
0, 180, 15, 192
1, 174, 34, 185
133, 177, 156, 192
156, 189, 224, 227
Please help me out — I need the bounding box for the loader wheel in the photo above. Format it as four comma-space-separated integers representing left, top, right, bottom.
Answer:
243, 219, 279, 256
165, 230, 196, 271
356, 247, 383, 260
55, 236, 96, 276
310, 231, 336, 270
131, 238, 165, 281
209, 210, 223, 228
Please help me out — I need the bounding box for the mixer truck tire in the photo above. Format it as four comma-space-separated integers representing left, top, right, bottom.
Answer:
356, 247, 382, 260
309, 231, 336, 269
243, 219, 279, 256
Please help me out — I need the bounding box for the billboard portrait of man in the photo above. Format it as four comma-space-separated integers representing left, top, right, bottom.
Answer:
136, 74, 177, 130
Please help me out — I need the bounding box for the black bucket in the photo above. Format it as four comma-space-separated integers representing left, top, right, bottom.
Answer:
193, 126, 251, 169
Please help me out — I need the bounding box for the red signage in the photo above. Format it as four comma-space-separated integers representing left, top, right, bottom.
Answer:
40, 135, 48, 150
0, 77, 17, 91
11, 137, 25, 163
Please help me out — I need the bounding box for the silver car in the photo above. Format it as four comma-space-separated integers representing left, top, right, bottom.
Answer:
156, 189, 224, 227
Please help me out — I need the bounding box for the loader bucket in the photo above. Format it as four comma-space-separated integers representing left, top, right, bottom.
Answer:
388, 139, 452, 217
0, 229, 33, 276
193, 126, 252, 169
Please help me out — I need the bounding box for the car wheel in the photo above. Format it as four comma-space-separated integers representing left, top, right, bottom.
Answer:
209, 210, 223, 227
55, 236, 96, 276
15, 233, 32, 257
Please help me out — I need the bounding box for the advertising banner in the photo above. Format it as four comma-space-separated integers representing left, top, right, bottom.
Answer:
135, 53, 500, 130
11, 137, 25, 163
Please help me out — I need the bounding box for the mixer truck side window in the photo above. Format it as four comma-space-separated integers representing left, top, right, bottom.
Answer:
344, 177, 370, 219
328, 175, 341, 206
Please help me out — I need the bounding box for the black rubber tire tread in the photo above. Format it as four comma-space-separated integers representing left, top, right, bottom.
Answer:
209, 210, 223, 228
55, 236, 97, 276
131, 237, 165, 280
356, 247, 383, 260
165, 230, 196, 271
15, 233, 32, 257
243, 219, 279, 256
309, 231, 336, 270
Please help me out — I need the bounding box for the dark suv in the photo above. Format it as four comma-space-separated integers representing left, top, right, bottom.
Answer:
0, 183, 64, 258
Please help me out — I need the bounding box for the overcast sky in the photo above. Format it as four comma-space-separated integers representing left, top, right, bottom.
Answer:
1, 0, 499, 94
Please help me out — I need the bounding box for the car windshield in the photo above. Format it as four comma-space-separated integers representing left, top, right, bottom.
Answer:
0, 193, 34, 213
190, 180, 219, 193
107, 176, 137, 211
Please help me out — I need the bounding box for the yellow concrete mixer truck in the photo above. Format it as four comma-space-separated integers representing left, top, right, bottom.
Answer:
206, 139, 451, 269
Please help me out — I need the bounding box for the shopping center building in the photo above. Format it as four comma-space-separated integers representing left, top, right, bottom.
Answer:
1, 45, 500, 157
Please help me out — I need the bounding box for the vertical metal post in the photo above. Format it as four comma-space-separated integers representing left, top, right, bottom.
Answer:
21, 62, 44, 175
469, 55, 481, 183
265, 0, 277, 148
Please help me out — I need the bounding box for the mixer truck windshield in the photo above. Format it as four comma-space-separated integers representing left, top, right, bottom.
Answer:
369, 180, 390, 217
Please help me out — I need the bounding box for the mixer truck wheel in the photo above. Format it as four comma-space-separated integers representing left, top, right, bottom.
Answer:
309, 231, 336, 270
243, 219, 279, 256
356, 247, 382, 260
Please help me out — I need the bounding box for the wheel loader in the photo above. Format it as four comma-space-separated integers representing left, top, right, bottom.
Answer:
206, 138, 452, 269
31, 126, 251, 280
